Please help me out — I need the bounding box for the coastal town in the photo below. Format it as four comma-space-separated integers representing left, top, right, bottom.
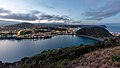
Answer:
110, 32, 120, 36
0, 25, 76, 39
0, 23, 120, 40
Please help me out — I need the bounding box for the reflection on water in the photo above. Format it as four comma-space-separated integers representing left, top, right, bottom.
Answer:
0, 35, 98, 62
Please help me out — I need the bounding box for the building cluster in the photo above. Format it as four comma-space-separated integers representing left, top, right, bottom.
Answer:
111, 32, 120, 36
0, 26, 76, 39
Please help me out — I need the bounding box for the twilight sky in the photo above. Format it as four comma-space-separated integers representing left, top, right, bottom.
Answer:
0, 0, 120, 24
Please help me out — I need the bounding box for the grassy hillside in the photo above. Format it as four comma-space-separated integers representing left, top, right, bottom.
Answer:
68, 45, 120, 68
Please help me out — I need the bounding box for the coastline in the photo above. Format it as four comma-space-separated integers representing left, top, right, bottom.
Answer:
0, 36, 52, 40
0, 34, 103, 42
0, 34, 75, 40
77, 35, 104, 41
110, 32, 120, 36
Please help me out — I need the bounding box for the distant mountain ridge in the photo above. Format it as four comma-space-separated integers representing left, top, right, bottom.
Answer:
0, 20, 21, 26
5, 23, 35, 28
0, 22, 107, 31
34, 23, 107, 28
0, 23, 35, 30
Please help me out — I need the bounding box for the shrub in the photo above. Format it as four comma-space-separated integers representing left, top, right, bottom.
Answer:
112, 56, 120, 62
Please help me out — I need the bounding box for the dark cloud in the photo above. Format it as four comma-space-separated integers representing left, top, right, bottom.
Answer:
0, 9, 41, 21
84, 0, 120, 21
0, 8, 70, 22
30, 10, 41, 15
86, 17, 103, 21
0, 13, 38, 21
39, 14, 69, 21
0, 8, 11, 13
39, 14, 53, 20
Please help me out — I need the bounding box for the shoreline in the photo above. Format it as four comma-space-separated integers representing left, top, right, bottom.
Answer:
77, 35, 104, 41
110, 32, 120, 36
0, 35, 53, 40
0, 34, 75, 40
0, 34, 104, 42
0, 34, 104, 41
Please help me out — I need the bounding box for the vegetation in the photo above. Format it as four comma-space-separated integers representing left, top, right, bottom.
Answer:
112, 56, 120, 62
117, 35, 120, 39
68, 44, 120, 68
76, 27, 113, 38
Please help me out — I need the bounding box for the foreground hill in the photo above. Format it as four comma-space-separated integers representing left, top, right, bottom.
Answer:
68, 45, 120, 68
76, 27, 113, 38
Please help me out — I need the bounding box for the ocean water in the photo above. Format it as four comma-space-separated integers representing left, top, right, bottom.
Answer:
0, 35, 98, 62
106, 23, 120, 32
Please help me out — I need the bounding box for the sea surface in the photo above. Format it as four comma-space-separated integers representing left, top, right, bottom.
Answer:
0, 35, 98, 62
106, 23, 120, 32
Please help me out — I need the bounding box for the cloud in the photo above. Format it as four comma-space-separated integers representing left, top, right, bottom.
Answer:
45, 5, 55, 9
84, 0, 120, 21
30, 10, 41, 15
0, 8, 11, 13
0, 9, 41, 21
39, 14, 69, 21
86, 17, 103, 21
0, 8, 70, 23
0, 13, 38, 21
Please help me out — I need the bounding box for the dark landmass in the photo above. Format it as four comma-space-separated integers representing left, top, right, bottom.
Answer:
34, 23, 107, 28
0, 23, 35, 30
5, 23, 35, 30
0, 20, 21, 26
1, 22, 107, 29
6, 23, 35, 28
0, 22, 107, 31
76, 27, 113, 38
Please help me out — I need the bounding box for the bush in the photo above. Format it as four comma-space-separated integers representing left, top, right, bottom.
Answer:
112, 56, 120, 62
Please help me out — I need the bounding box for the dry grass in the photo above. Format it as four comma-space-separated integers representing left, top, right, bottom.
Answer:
67, 46, 120, 68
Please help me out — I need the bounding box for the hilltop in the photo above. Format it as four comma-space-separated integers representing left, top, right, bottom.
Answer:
0, 23, 35, 30
76, 27, 113, 38
5, 23, 35, 29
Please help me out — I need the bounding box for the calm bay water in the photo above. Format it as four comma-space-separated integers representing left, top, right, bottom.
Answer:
0, 35, 98, 62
